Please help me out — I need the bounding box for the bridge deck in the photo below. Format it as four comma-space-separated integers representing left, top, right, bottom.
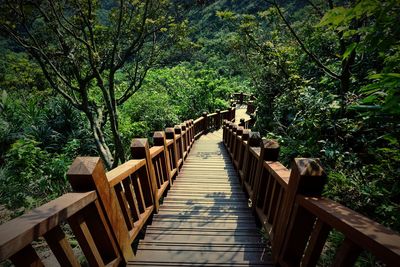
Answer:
128, 120, 271, 266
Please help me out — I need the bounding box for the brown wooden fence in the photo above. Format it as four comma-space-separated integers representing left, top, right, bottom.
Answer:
0, 106, 236, 266
223, 120, 400, 267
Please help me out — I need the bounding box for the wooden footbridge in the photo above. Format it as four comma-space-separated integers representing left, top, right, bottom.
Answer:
1, 93, 399, 266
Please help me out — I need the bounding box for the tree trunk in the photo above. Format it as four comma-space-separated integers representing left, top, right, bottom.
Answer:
87, 114, 114, 169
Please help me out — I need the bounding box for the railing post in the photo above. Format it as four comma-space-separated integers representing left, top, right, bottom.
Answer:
216, 109, 221, 129
181, 123, 189, 156
130, 139, 159, 213
238, 129, 250, 177
233, 126, 244, 168
273, 158, 327, 266
222, 120, 228, 144
189, 119, 195, 144
202, 112, 208, 132
67, 157, 135, 262
174, 125, 184, 164
153, 131, 172, 185
165, 127, 179, 175
227, 123, 234, 151
252, 139, 280, 211
229, 125, 238, 156
242, 132, 261, 190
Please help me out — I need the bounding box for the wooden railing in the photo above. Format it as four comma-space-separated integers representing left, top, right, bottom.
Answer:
0, 191, 123, 266
231, 92, 257, 115
223, 120, 400, 267
0, 106, 236, 266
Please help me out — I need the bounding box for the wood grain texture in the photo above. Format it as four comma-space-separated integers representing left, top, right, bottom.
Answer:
0, 191, 96, 260
130, 129, 270, 266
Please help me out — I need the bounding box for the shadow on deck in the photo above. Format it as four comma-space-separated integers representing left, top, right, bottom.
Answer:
129, 130, 272, 266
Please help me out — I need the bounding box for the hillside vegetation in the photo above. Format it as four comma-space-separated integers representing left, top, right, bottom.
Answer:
0, 0, 398, 243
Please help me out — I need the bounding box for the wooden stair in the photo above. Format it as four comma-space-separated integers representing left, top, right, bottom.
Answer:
128, 130, 271, 266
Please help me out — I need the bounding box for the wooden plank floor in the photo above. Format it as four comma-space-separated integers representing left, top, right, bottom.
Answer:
128, 127, 272, 266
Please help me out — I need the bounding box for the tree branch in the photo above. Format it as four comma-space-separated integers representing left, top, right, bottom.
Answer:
266, 0, 341, 80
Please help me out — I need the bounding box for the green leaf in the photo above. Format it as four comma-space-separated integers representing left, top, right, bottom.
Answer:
317, 7, 349, 28
343, 43, 357, 59
369, 73, 400, 80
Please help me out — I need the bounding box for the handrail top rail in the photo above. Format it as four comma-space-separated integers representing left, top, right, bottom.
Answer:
149, 146, 164, 159
263, 161, 290, 189
298, 196, 400, 265
0, 191, 97, 260
193, 117, 204, 124
106, 159, 146, 186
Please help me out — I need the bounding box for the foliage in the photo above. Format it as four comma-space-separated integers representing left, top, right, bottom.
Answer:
218, 0, 400, 233
0, 0, 186, 169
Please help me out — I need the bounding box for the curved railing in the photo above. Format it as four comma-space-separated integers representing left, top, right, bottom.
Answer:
223, 120, 400, 267
0, 105, 236, 266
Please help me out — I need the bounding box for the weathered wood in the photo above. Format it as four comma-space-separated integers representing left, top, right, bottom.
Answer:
165, 127, 179, 178
131, 129, 270, 266
106, 159, 146, 186
153, 131, 172, 187
280, 204, 316, 266
131, 138, 158, 212
43, 225, 81, 267
301, 218, 332, 267
299, 196, 400, 266
68, 207, 104, 266
273, 158, 327, 264
174, 125, 185, 167
67, 157, 134, 262
0, 191, 96, 261
181, 123, 188, 158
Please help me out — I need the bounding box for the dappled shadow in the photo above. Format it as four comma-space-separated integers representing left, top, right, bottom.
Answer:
135, 136, 270, 265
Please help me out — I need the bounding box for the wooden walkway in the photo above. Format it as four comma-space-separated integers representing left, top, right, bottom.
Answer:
129, 119, 271, 266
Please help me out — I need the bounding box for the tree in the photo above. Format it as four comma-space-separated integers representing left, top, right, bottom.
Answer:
0, 0, 182, 168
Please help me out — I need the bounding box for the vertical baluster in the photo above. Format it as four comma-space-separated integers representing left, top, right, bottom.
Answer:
114, 183, 134, 230
154, 131, 172, 186
131, 139, 158, 213
301, 218, 332, 267
44, 225, 80, 267
122, 177, 140, 221
233, 126, 243, 168
174, 125, 184, 167
229, 125, 237, 157
181, 123, 188, 158
238, 129, 250, 173
67, 157, 134, 262
165, 128, 178, 177
239, 129, 251, 186
331, 238, 362, 267
274, 158, 327, 266
252, 139, 280, 211
222, 120, 228, 144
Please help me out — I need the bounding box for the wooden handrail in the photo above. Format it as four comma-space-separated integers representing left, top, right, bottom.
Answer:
298, 196, 400, 266
0, 191, 122, 266
0, 103, 237, 266
222, 120, 400, 267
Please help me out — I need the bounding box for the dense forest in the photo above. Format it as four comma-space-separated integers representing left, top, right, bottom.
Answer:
0, 0, 399, 251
